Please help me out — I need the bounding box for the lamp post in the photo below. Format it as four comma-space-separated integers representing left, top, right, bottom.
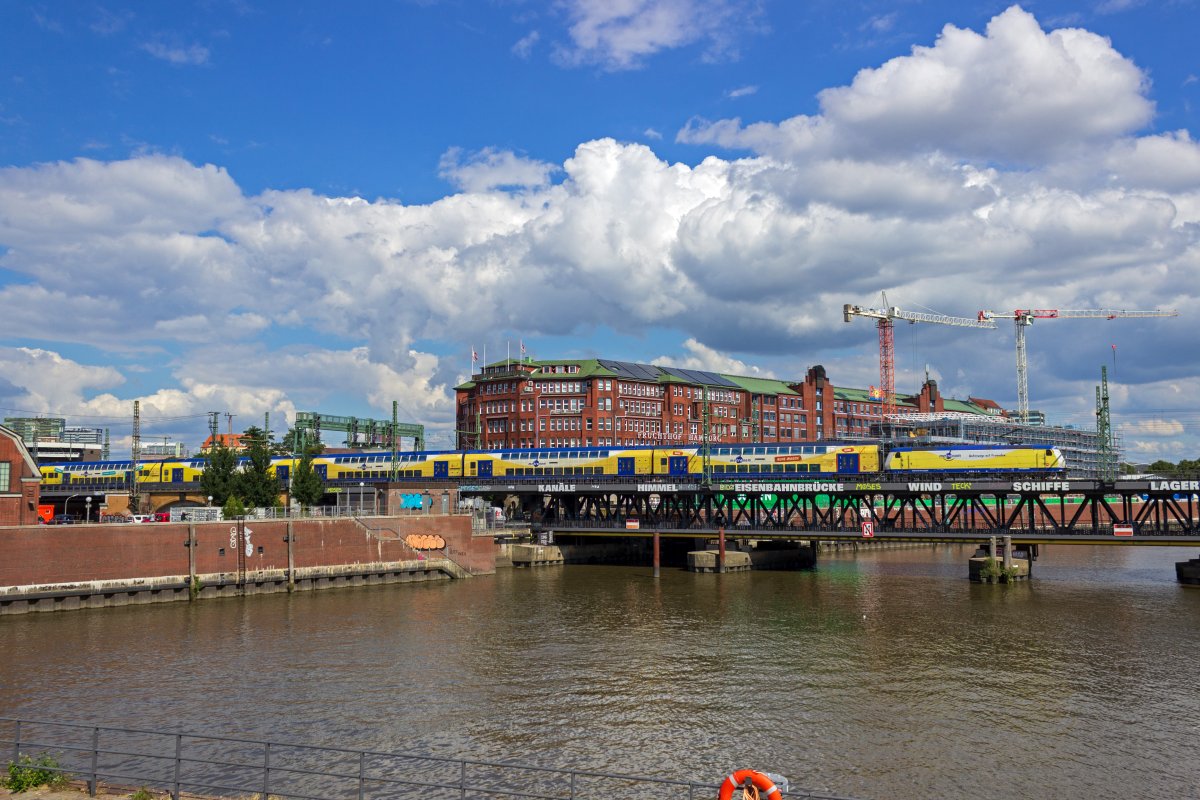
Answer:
65, 494, 79, 521
359, 481, 365, 515
85, 496, 92, 524
207, 496, 213, 520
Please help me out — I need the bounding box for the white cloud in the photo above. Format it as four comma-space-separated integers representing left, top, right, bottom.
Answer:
438, 147, 557, 192
552, 0, 758, 71
653, 339, 774, 378
680, 5, 1153, 165
643, 128, 663, 139
1119, 419, 1185, 437
726, 85, 758, 99
512, 30, 540, 59
142, 41, 211, 66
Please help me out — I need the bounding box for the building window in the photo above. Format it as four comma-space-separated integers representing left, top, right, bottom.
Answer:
0, 462, 8, 492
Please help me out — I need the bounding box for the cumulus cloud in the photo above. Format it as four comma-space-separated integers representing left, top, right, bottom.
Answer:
680, 5, 1154, 165
438, 147, 557, 192
1119, 419, 1186, 437
653, 339, 774, 378
552, 0, 760, 71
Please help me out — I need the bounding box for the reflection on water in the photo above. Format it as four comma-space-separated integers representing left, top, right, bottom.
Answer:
2, 545, 1198, 800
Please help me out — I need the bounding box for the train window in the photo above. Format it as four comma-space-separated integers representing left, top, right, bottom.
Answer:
755, 447, 766, 455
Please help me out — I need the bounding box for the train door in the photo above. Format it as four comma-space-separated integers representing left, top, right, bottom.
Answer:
618, 457, 635, 476
276, 465, 289, 483
315, 464, 327, 481
171, 468, 184, 483
434, 460, 449, 479
477, 460, 493, 478
668, 456, 688, 476
836, 453, 860, 474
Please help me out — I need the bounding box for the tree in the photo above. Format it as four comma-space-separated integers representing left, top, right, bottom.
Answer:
200, 440, 239, 507
290, 451, 326, 509
223, 495, 246, 519
273, 426, 325, 456
237, 426, 280, 509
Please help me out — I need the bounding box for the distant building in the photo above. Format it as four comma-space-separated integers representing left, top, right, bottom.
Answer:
141, 441, 191, 458
5, 417, 108, 463
4, 416, 65, 443
201, 433, 245, 451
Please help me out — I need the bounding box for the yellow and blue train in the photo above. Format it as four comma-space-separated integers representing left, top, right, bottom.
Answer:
40, 442, 1064, 489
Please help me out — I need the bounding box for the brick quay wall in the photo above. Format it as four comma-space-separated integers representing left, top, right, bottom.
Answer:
0, 515, 497, 614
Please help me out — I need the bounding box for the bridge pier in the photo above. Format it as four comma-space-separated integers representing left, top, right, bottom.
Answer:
969, 534, 1031, 583
1176, 553, 1200, 586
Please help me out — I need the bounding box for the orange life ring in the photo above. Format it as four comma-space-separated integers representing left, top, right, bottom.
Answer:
717, 770, 780, 800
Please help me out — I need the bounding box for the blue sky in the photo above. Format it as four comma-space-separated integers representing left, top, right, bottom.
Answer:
0, 0, 1197, 458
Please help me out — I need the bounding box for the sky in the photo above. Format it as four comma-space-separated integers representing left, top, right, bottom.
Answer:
0, 0, 1197, 460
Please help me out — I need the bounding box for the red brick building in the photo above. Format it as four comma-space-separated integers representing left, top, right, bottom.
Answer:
0, 424, 43, 526
455, 358, 997, 450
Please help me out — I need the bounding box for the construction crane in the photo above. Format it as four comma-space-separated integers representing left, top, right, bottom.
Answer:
977, 307, 1179, 423
844, 293, 996, 422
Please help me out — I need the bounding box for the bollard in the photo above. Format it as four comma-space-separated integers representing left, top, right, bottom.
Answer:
718, 526, 726, 574
653, 531, 660, 578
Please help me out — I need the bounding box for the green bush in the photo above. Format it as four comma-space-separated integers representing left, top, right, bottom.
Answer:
130, 787, 157, 800
5, 753, 68, 792
978, 556, 1020, 583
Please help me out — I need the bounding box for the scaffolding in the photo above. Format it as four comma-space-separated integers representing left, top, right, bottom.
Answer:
883, 412, 1111, 479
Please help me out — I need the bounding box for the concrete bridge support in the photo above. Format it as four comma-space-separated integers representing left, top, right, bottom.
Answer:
1176, 553, 1200, 586
969, 534, 1031, 583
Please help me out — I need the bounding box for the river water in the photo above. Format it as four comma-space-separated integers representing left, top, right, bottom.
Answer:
2, 544, 1198, 800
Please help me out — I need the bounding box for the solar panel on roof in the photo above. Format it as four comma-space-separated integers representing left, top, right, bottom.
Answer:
598, 359, 662, 381
666, 367, 739, 387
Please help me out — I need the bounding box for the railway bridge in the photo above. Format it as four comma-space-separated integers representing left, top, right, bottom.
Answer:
458, 476, 1200, 582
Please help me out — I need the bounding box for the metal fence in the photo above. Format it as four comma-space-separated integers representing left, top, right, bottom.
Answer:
1, 718, 857, 800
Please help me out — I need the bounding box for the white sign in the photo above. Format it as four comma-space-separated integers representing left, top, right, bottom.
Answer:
861, 520, 875, 538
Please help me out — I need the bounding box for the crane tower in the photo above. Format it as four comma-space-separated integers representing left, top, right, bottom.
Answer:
977, 308, 1179, 423
844, 293, 996, 423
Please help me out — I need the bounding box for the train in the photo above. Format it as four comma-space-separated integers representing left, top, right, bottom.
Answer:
40, 442, 1065, 488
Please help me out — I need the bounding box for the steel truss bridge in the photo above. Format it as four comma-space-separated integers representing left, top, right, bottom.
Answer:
458, 477, 1200, 545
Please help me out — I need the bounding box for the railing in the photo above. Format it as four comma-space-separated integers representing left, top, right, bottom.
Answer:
0, 718, 855, 800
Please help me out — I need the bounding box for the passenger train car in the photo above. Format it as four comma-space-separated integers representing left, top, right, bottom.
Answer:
40, 442, 1065, 489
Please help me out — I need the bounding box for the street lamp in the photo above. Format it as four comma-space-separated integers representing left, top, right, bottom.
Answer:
85, 496, 92, 523
359, 481, 365, 515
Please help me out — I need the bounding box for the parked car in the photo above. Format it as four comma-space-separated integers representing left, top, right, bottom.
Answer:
131, 514, 154, 523
48, 514, 76, 525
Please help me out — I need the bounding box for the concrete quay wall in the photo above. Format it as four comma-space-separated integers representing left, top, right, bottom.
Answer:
0, 515, 497, 615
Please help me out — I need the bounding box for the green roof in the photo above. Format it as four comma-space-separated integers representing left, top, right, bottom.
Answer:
723, 375, 799, 396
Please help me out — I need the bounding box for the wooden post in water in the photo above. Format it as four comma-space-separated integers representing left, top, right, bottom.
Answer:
718, 526, 726, 574
286, 520, 295, 592
1002, 534, 1013, 572
187, 523, 196, 599
653, 531, 660, 578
